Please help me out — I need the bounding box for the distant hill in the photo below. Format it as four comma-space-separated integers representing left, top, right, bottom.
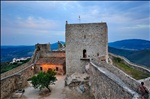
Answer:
108, 46, 150, 68
1, 46, 35, 62
109, 39, 150, 50
1, 40, 149, 68
1, 41, 65, 62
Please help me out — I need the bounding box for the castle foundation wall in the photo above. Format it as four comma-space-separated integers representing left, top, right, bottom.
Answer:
1, 63, 35, 99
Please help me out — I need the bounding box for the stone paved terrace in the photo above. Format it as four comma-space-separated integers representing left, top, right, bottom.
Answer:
6, 76, 94, 99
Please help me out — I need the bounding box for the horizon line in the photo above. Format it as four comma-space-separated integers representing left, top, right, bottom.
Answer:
1, 39, 150, 46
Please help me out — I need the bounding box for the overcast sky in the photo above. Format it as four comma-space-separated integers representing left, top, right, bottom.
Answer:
1, 1, 150, 45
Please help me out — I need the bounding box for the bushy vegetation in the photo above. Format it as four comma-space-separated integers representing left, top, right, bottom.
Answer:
112, 57, 150, 80
28, 70, 57, 92
113, 57, 122, 63
1, 58, 31, 74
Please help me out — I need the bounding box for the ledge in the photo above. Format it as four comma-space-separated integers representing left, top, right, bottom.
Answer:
80, 58, 90, 60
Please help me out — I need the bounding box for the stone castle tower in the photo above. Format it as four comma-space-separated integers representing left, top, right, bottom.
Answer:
65, 21, 108, 75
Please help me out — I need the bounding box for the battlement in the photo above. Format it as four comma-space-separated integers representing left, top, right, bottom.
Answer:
66, 21, 107, 25
36, 43, 50, 52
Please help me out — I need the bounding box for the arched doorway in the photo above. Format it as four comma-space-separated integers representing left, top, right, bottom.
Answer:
83, 49, 86, 58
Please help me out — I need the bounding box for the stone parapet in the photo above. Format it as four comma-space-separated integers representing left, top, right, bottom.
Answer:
88, 61, 140, 99
90, 58, 141, 93
1, 61, 32, 79
1, 63, 34, 99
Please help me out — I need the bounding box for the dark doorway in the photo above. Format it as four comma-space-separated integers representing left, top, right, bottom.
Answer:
40, 67, 43, 71
56, 67, 59, 71
83, 49, 87, 58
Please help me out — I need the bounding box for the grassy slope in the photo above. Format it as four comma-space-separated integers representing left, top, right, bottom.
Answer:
108, 46, 150, 68
112, 57, 150, 80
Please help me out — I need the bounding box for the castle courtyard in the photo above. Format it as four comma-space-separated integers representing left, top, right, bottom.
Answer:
8, 75, 94, 99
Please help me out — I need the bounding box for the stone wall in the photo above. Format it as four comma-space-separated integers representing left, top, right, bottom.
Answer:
36, 43, 50, 52
40, 51, 65, 58
88, 61, 140, 99
91, 59, 141, 93
109, 53, 150, 89
66, 22, 108, 75
1, 75, 18, 99
1, 64, 35, 99
1, 60, 32, 78
36, 64, 65, 75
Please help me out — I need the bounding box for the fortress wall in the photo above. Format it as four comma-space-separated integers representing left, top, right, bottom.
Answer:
31, 49, 38, 63
109, 53, 150, 88
1, 64, 34, 99
90, 59, 140, 93
109, 53, 150, 74
88, 61, 140, 99
1, 75, 18, 99
40, 51, 65, 58
1, 61, 32, 78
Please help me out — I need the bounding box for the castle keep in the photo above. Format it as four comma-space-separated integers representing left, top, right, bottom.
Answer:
66, 21, 108, 75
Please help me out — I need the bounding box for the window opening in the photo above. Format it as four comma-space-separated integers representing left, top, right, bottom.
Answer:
83, 49, 87, 58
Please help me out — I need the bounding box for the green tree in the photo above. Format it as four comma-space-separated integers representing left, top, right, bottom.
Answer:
28, 70, 57, 92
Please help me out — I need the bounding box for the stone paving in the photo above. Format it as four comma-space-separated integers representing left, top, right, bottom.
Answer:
7, 75, 94, 99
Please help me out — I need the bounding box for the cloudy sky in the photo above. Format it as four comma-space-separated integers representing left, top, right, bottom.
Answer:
1, 1, 150, 45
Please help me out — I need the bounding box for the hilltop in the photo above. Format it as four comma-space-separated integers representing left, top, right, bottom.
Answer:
108, 46, 150, 68
109, 39, 150, 50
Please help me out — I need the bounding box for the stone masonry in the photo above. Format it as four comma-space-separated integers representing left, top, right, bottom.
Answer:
65, 21, 108, 75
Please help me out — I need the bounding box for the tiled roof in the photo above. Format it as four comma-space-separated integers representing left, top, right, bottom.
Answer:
36, 57, 65, 65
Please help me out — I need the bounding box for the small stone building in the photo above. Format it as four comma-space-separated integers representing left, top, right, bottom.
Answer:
34, 43, 66, 75
65, 21, 108, 75
36, 57, 65, 75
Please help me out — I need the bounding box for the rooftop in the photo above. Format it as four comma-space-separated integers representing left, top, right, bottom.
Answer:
36, 57, 65, 65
